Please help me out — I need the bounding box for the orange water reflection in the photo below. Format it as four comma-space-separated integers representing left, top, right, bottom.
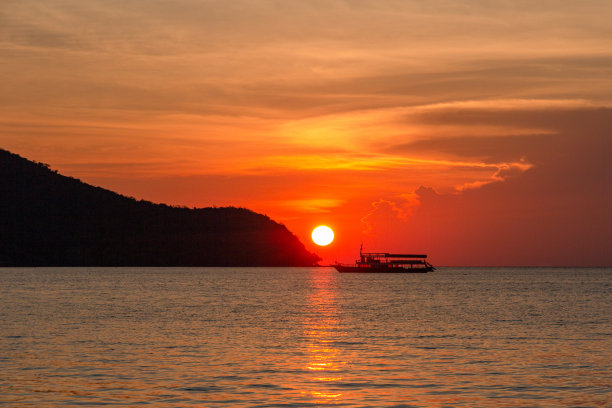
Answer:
302, 269, 346, 404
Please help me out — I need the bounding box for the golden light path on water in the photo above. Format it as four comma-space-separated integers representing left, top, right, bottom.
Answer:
303, 270, 345, 403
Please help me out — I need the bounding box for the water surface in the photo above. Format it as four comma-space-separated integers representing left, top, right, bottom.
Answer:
1, 267, 610, 407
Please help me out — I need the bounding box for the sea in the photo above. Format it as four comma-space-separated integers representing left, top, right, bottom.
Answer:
0, 267, 610, 407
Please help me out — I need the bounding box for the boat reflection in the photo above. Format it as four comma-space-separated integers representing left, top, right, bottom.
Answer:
302, 269, 346, 403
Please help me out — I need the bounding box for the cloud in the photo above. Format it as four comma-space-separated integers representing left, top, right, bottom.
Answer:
282, 198, 344, 214
3, 0, 612, 121
360, 195, 422, 235
356, 106, 612, 265
412, 98, 603, 112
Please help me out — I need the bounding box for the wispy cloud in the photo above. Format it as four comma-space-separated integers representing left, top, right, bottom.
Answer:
282, 198, 344, 214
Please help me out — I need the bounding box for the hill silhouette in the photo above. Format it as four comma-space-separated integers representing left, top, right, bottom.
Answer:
0, 149, 320, 267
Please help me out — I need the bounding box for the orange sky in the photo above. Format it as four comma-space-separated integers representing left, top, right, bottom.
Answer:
1, 1, 611, 265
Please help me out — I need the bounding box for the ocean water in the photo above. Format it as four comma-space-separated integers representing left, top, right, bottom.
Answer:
0, 267, 610, 407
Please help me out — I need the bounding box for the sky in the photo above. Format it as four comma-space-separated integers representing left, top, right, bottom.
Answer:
1, 0, 611, 266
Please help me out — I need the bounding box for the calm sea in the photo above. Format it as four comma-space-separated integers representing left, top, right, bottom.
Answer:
0, 267, 610, 407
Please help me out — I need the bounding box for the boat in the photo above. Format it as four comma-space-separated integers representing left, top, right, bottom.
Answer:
333, 249, 435, 273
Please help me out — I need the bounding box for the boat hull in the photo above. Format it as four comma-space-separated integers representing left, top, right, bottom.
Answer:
333, 264, 434, 273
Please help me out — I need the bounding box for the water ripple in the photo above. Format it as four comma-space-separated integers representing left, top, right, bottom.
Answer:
0, 267, 610, 407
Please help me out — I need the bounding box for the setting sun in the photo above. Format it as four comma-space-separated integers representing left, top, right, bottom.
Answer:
312, 226, 334, 246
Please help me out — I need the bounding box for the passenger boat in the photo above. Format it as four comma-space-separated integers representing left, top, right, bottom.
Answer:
333, 249, 435, 273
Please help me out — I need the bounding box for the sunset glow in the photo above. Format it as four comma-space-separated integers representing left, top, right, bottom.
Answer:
1, 1, 610, 266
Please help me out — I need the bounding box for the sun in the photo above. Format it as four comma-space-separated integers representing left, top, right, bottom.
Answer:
312, 225, 334, 246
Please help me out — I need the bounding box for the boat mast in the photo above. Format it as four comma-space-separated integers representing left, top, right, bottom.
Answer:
359, 243, 364, 265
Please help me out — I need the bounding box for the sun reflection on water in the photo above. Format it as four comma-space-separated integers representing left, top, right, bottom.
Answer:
302, 269, 346, 403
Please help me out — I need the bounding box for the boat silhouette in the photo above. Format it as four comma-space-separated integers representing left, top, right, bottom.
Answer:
333, 248, 435, 273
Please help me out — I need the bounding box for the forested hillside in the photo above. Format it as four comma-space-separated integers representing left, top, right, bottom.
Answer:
0, 149, 320, 266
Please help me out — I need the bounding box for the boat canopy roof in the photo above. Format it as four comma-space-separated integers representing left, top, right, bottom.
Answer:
361, 252, 427, 259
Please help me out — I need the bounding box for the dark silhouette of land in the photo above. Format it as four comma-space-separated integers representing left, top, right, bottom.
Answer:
0, 149, 320, 266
